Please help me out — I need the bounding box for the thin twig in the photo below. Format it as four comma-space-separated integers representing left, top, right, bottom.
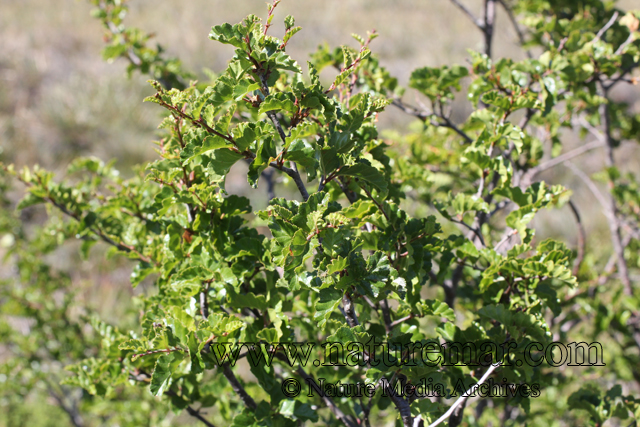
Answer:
274, 353, 358, 427
31, 186, 156, 265
390, 314, 413, 329
494, 229, 517, 252
256, 74, 310, 201
567, 200, 586, 276
564, 162, 611, 218
522, 139, 605, 185
185, 406, 218, 427
598, 83, 632, 295
615, 31, 636, 55
498, 0, 532, 58
483, 0, 497, 58
200, 282, 210, 320
593, 12, 619, 42
391, 99, 473, 143
604, 61, 640, 90
164, 389, 218, 427
269, 161, 309, 201
380, 298, 393, 333
45, 383, 85, 427
451, 218, 486, 247
413, 362, 502, 427
449, 0, 484, 29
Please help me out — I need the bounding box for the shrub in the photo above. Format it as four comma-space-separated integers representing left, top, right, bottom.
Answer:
2, 1, 640, 426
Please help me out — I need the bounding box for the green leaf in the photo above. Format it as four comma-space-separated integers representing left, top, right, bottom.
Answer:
279, 399, 319, 422
338, 163, 387, 194
150, 353, 180, 396
204, 149, 245, 182
313, 288, 342, 328
258, 93, 297, 116
417, 300, 456, 322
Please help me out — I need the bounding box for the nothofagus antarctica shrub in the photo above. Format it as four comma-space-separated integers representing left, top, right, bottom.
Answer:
2, 1, 640, 426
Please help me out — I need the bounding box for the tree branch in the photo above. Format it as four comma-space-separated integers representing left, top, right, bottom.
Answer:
451, 218, 486, 247
269, 161, 309, 201
221, 364, 257, 410
342, 292, 360, 327
449, 0, 484, 30
598, 83, 632, 295
564, 162, 610, 217
522, 140, 605, 186
593, 12, 619, 42
256, 74, 309, 201
262, 168, 277, 200
163, 388, 218, 427
45, 383, 85, 427
483, 0, 497, 58
498, 0, 532, 58
391, 99, 473, 143
17, 175, 156, 266
567, 200, 586, 276
614, 31, 636, 55
413, 362, 502, 427
380, 298, 393, 333
381, 377, 414, 427
274, 353, 358, 427
185, 406, 218, 427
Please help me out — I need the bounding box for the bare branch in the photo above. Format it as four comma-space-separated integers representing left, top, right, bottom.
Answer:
221, 364, 257, 410
449, 0, 484, 30
200, 282, 210, 320
564, 162, 611, 219
391, 99, 473, 143
593, 12, 619, 42
451, 218, 486, 247
341, 292, 360, 327
598, 88, 632, 295
381, 377, 414, 427
498, 0, 532, 58
257, 74, 309, 201
483, 0, 497, 58
269, 161, 309, 201
522, 139, 605, 185
380, 298, 393, 333
29, 187, 156, 266
604, 61, 640, 90
494, 229, 518, 252
45, 383, 85, 427
337, 176, 358, 203
390, 314, 414, 329
615, 31, 636, 55
413, 362, 502, 427
567, 200, 586, 276
185, 406, 218, 427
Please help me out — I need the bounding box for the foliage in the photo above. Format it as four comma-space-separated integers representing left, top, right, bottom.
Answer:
1, 0, 640, 426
